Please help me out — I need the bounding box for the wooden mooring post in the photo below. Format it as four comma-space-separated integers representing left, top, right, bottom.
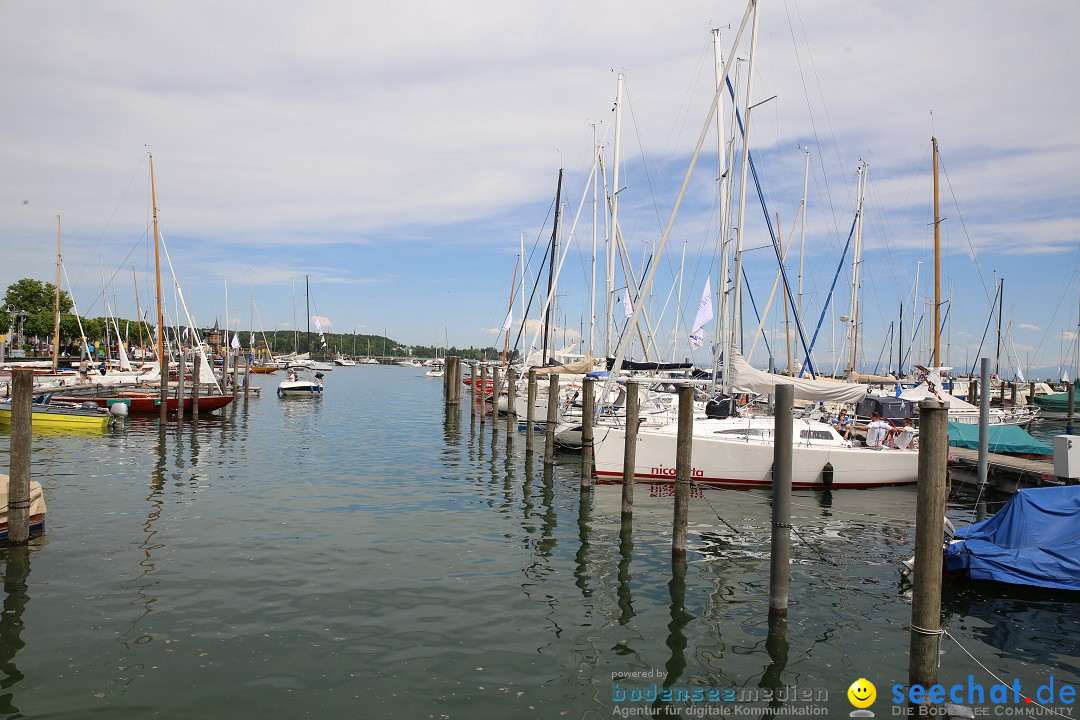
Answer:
191, 353, 201, 420
526, 369, 537, 456
544, 374, 559, 467
908, 398, 949, 689
470, 362, 478, 419
672, 385, 694, 558
479, 365, 488, 428
506, 368, 516, 446
7, 369, 33, 544
177, 351, 186, 422
580, 377, 594, 491
491, 366, 501, 431
243, 354, 251, 398
621, 379, 640, 520
768, 384, 794, 618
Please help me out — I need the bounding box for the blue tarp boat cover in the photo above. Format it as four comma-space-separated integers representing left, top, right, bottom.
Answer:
946, 422, 1052, 455
944, 486, 1080, 590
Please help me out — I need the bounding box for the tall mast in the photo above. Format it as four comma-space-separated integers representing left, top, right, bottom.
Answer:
932, 136, 941, 367
132, 266, 145, 362
848, 163, 866, 376
150, 154, 167, 421
305, 275, 311, 355
589, 121, 599, 358
731, 0, 761, 356
711, 27, 731, 392
502, 256, 519, 366
52, 215, 61, 374
607, 73, 624, 359
995, 279, 1004, 377
798, 150, 810, 320
542, 169, 563, 365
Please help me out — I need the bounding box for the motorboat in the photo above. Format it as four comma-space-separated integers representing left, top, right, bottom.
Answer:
277, 367, 324, 397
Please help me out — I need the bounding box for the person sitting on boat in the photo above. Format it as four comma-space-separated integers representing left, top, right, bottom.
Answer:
831, 408, 853, 439
890, 417, 916, 450
78, 357, 89, 380
98, 360, 107, 376
864, 412, 891, 449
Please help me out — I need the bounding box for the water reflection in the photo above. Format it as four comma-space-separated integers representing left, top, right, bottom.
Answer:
653, 555, 691, 717
618, 520, 635, 625
0, 546, 32, 717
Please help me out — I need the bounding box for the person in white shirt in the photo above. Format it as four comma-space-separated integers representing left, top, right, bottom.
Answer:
891, 417, 916, 449
865, 412, 892, 449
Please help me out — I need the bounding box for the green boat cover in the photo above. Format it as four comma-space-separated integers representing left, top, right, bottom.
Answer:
1032, 392, 1070, 412
947, 422, 1052, 455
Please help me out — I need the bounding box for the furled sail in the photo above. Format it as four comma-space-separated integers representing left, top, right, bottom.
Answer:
729, 351, 869, 403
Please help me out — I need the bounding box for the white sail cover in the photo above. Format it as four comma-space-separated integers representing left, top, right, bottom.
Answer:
729, 352, 870, 403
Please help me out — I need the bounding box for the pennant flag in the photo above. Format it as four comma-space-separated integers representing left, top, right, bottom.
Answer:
501, 308, 513, 332
182, 326, 190, 342
1016, 366, 1026, 383
691, 279, 713, 335
623, 293, 633, 319
1064, 370, 1071, 383
250, 332, 255, 348
230, 333, 240, 350
314, 317, 323, 333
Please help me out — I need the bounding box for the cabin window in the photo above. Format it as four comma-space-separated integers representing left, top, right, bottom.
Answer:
799, 430, 834, 441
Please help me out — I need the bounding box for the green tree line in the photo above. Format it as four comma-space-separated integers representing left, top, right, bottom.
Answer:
2, 277, 515, 361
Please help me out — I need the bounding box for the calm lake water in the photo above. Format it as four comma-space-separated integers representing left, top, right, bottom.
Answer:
0, 367, 1077, 718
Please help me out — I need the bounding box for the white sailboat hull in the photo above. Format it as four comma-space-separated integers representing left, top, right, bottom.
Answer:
593, 417, 918, 489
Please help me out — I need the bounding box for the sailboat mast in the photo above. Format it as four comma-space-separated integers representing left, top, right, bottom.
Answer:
995, 279, 1004, 377
150, 154, 167, 420
606, 73, 624, 360
932, 136, 941, 367
306, 275, 311, 355
848, 163, 866, 376
52, 215, 61, 374
133, 266, 145, 362
542, 169, 563, 366
502, 256, 519, 366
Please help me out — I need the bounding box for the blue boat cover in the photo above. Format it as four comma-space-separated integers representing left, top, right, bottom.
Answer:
585, 371, 610, 379
944, 486, 1080, 590
946, 422, 1052, 456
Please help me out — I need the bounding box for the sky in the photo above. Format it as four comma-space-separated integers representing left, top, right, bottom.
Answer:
2, 1, 1079, 378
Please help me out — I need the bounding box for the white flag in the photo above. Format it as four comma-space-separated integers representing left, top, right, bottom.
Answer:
689, 279, 713, 347
1016, 366, 1026, 383
623, 293, 633, 319
501, 308, 513, 332
314, 317, 323, 333
230, 333, 239, 350
1064, 370, 1071, 383
250, 332, 255, 348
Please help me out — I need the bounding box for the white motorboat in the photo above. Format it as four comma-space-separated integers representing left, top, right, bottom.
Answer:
277, 367, 324, 397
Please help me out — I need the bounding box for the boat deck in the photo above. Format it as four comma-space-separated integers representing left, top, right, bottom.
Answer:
948, 446, 1060, 492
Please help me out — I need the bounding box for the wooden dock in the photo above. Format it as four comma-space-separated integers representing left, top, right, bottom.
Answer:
947, 446, 1060, 492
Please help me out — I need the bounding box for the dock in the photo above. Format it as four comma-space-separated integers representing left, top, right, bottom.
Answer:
947, 446, 1060, 492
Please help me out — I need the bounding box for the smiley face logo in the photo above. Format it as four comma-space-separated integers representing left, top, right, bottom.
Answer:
847, 678, 876, 709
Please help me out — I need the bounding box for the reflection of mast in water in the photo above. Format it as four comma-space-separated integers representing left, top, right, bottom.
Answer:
0, 546, 32, 716
759, 616, 789, 705
116, 427, 168, 664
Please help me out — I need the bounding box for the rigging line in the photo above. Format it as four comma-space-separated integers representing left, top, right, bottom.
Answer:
938, 151, 994, 305
1025, 248, 1080, 368
941, 629, 1075, 719
784, 0, 845, 244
